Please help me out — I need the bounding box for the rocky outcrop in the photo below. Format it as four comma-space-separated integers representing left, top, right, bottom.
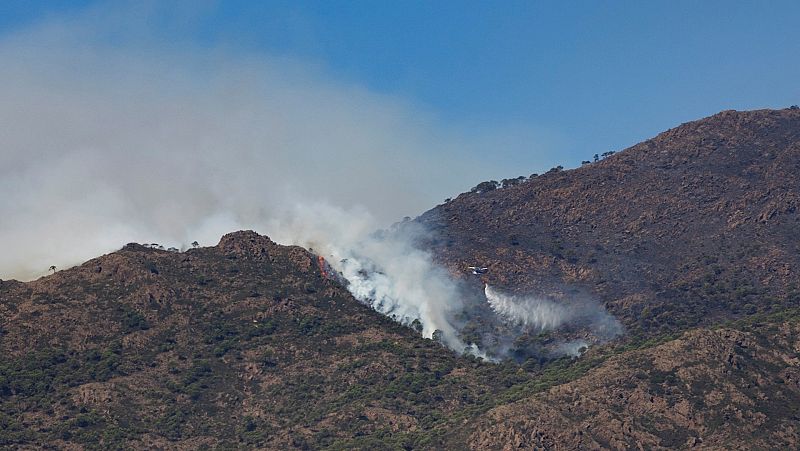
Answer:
217, 230, 278, 258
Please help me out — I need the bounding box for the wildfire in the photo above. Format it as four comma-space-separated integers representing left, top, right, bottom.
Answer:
317, 255, 329, 279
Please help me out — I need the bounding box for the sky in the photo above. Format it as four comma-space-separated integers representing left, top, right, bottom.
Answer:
1, 1, 799, 279
2, 0, 798, 165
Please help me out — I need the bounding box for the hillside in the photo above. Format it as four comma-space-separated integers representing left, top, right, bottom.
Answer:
2, 108, 800, 450
468, 312, 800, 450
3, 233, 798, 450
419, 108, 800, 338
0, 232, 530, 449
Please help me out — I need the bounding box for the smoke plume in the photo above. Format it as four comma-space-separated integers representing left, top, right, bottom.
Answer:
485, 284, 624, 350
0, 6, 541, 281
485, 285, 571, 332
268, 204, 486, 357
0, 6, 619, 361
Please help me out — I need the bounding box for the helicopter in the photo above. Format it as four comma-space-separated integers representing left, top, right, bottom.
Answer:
468, 266, 489, 275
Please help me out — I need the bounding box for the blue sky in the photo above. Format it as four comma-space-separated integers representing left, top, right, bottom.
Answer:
1, 1, 800, 278
2, 0, 799, 168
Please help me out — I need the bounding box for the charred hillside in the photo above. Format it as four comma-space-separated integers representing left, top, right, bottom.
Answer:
419, 108, 800, 337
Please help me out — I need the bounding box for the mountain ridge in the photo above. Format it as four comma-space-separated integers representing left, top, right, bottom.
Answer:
418, 107, 800, 339
2, 108, 800, 449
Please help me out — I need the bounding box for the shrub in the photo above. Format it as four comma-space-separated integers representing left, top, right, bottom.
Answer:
297, 316, 321, 335
120, 308, 149, 332
470, 181, 499, 193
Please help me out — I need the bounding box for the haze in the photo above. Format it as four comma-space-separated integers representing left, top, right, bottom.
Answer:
0, 7, 539, 280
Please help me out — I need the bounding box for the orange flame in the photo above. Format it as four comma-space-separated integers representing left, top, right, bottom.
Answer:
317, 255, 329, 279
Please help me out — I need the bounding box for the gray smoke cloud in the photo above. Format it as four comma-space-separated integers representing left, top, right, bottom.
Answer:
0, 7, 546, 281
0, 6, 616, 361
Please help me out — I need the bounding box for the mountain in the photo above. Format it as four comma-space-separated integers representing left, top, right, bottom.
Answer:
419, 108, 800, 338
2, 108, 800, 450
468, 313, 800, 450
0, 231, 529, 449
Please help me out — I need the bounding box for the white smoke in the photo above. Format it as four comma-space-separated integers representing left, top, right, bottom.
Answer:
485, 284, 623, 353
0, 6, 600, 362
485, 284, 571, 332
0, 6, 545, 281
268, 204, 488, 358
554, 340, 589, 358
